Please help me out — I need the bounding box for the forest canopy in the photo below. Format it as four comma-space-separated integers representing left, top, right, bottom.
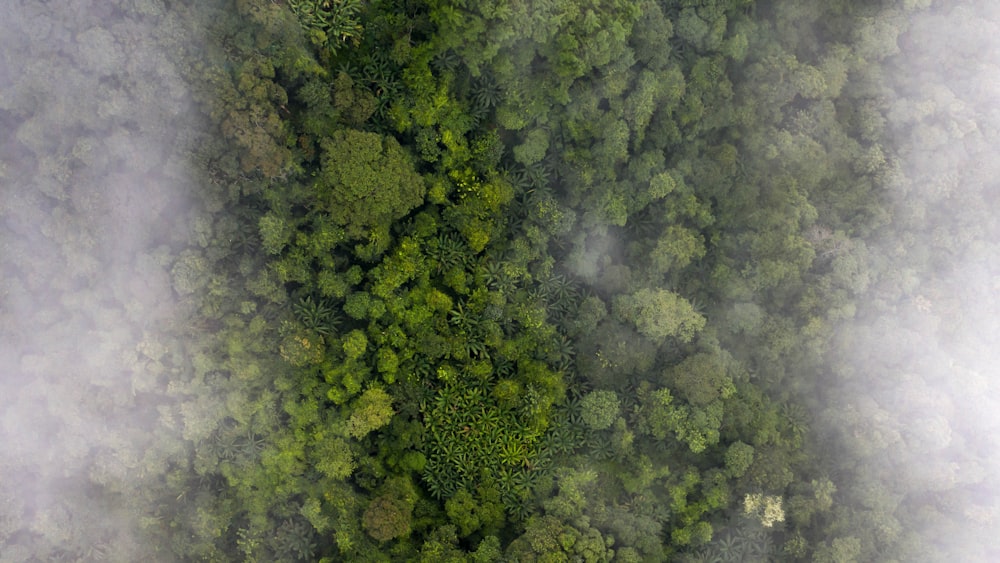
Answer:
1, 0, 998, 561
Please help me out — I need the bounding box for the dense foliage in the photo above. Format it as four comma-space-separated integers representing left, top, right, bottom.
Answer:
2, 0, 998, 561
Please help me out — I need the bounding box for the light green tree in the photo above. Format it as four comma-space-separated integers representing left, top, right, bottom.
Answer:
579, 390, 621, 430
317, 129, 425, 239
724, 441, 755, 478
612, 287, 706, 343
347, 387, 394, 439
667, 352, 736, 407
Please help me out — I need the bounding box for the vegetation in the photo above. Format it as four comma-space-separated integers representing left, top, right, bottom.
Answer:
2, 0, 998, 561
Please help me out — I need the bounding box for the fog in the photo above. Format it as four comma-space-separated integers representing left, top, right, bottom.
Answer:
815, 1, 1000, 559
0, 1, 206, 560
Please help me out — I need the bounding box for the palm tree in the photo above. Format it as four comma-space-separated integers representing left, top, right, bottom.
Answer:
407, 354, 434, 380
270, 518, 316, 562
499, 440, 527, 466
714, 530, 742, 562
238, 431, 267, 462
432, 49, 463, 74
735, 524, 772, 558
431, 234, 468, 274
471, 72, 503, 110
586, 432, 616, 461
493, 356, 517, 379
423, 468, 446, 499
292, 295, 341, 336
335, 60, 362, 84
669, 35, 696, 67
481, 260, 517, 294
550, 274, 580, 305
468, 102, 490, 129
566, 377, 593, 401
503, 165, 534, 195
212, 432, 242, 462
448, 301, 478, 334
210, 419, 242, 462
624, 208, 660, 239
547, 334, 576, 367
683, 550, 724, 563
544, 422, 581, 455
231, 207, 261, 253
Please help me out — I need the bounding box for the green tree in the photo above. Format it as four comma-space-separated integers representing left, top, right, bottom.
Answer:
362, 476, 418, 543
579, 390, 621, 430
505, 514, 613, 563
342, 329, 368, 361
612, 287, 706, 343
639, 386, 723, 453
724, 441, 755, 478
314, 433, 355, 480
362, 495, 412, 542
666, 351, 736, 407
813, 536, 862, 563
445, 487, 504, 538
347, 387, 394, 439
316, 129, 426, 239
648, 225, 705, 276
417, 525, 468, 562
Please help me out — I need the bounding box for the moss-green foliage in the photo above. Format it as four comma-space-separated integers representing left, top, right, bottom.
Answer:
579, 390, 621, 430
316, 129, 426, 239
612, 287, 707, 343
362, 477, 418, 542
347, 387, 394, 438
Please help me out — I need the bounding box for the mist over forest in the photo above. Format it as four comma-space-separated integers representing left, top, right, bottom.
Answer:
1, 0, 998, 561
